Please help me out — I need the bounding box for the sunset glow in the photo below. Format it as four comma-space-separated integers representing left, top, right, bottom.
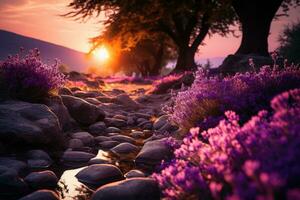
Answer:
92, 46, 110, 62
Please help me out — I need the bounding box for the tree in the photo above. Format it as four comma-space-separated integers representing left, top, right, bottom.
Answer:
278, 21, 300, 64
232, 0, 300, 56
66, 0, 236, 73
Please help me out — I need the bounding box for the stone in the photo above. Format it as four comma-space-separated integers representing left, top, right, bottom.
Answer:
0, 158, 27, 175
113, 114, 127, 121
124, 170, 145, 178
99, 141, 120, 149
61, 151, 95, 164
74, 91, 101, 98
26, 150, 52, 168
153, 115, 168, 130
104, 118, 127, 128
109, 135, 135, 144
19, 189, 59, 200
88, 158, 110, 165
0, 100, 64, 150
71, 132, 94, 146
106, 127, 121, 133
114, 94, 141, 109
110, 143, 139, 155
96, 96, 114, 103
44, 95, 77, 131
76, 164, 123, 188
95, 136, 112, 143
24, 170, 58, 190
135, 138, 172, 167
138, 121, 153, 130
58, 87, 73, 95
85, 98, 103, 105
107, 132, 119, 136
61, 95, 105, 125
89, 122, 106, 135
91, 178, 160, 200
0, 166, 28, 196
130, 131, 144, 139
68, 139, 84, 149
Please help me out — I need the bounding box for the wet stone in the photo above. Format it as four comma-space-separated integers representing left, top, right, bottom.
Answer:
76, 164, 123, 188
24, 170, 58, 190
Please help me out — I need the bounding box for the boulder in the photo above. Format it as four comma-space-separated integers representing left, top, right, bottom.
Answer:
91, 178, 160, 200
44, 95, 77, 131
95, 136, 112, 143
0, 100, 64, 150
61, 95, 105, 125
24, 170, 58, 190
19, 190, 59, 200
135, 138, 172, 167
58, 87, 73, 96
76, 164, 123, 188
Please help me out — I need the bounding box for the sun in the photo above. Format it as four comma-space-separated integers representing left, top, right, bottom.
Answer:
92, 46, 110, 62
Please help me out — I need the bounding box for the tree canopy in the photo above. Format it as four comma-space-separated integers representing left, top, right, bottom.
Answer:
66, 0, 237, 72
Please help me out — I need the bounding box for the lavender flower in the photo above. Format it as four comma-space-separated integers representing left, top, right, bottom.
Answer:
153, 89, 300, 200
0, 49, 65, 101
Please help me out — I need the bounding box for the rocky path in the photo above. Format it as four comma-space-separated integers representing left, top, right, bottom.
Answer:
0, 81, 178, 200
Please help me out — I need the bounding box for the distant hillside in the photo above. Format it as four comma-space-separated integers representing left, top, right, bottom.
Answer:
0, 30, 91, 72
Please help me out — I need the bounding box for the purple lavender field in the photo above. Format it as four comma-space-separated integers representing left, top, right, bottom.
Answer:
1, 1, 300, 200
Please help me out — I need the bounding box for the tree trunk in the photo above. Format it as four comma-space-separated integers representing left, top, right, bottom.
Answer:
149, 40, 164, 76
173, 46, 196, 72
233, 0, 283, 56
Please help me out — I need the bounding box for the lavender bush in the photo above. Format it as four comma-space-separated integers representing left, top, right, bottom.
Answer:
166, 65, 300, 131
0, 49, 65, 101
153, 89, 300, 200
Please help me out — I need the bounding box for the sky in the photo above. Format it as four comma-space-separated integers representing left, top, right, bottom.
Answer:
0, 0, 300, 59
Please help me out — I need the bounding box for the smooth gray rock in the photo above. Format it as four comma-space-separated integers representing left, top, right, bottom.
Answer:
61, 151, 95, 164
153, 115, 168, 130
0, 101, 64, 150
89, 122, 106, 135
24, 170, 58, 190
130, 131, 144, 139
91, 178, 160, 200
106, 127, 121, 133
95, 136, 112, 143
26, 150, 52, 168
124, 170, 146, 178
68, 138, 84, 149
135, 138, 172, 167
45, 95, 77, 131
0, 158, 27, 175
109, 135, 135, 144
19, 189, 59, 200
0, 166, 28, 196
61, 95, 105, 125
99, 141, 120, 149
76, 164, 123, 188
71, 132, 94, 146
110, 143, 139, 155
104, 118, 127, 128
114, 94, 141, 109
